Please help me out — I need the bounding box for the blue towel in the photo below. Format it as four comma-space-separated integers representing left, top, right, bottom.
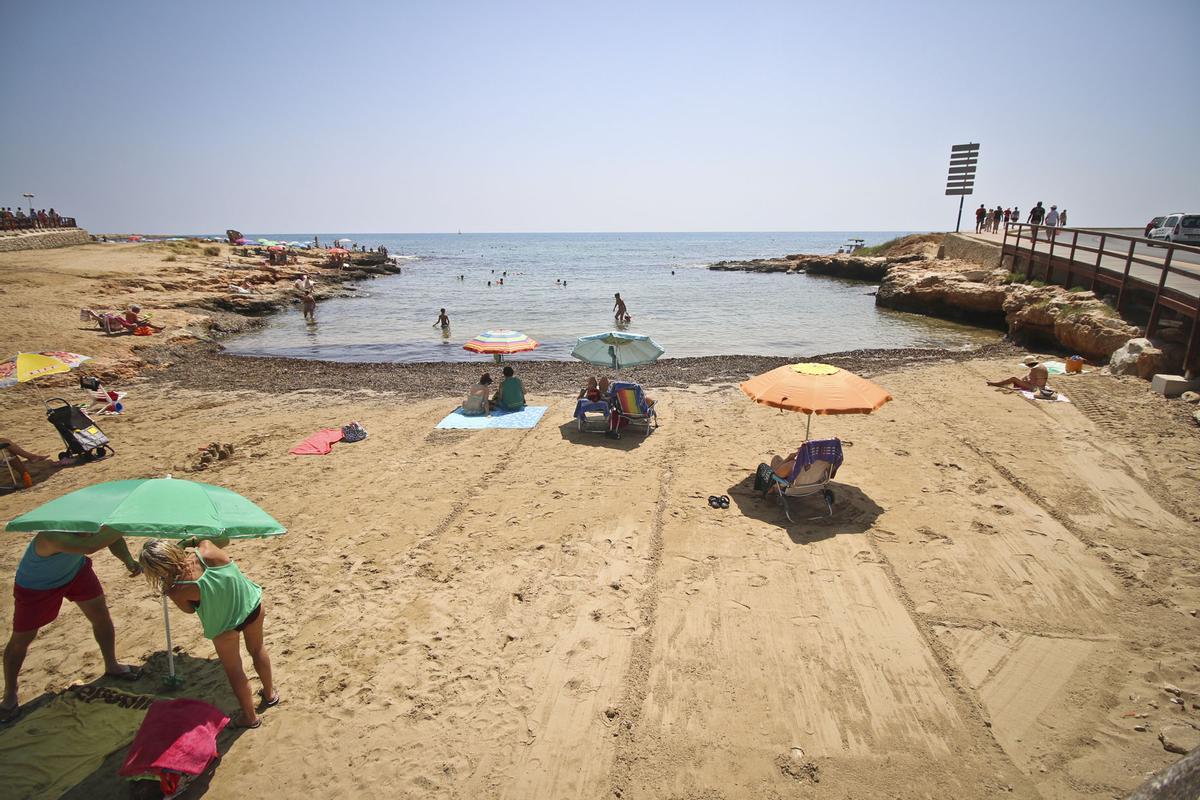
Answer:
435, 406, 549, 430
790, 438, 844, 480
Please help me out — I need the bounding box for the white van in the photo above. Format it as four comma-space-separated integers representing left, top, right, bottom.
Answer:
1147, 213, 1200, 246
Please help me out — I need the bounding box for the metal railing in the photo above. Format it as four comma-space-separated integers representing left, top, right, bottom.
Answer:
0, 216, 77, 232
1001, 223, 1200, 369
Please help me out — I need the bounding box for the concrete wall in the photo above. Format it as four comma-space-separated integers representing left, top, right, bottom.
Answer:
0, 228, 91, 252
938, 233, 1002, 269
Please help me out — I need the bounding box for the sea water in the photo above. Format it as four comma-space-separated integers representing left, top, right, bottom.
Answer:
222, 232, 996, 362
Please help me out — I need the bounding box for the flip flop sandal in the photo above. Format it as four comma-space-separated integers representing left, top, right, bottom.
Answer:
105, 667, 143, 682
707, 495, 721, 509
229, 711, 262, 730
718, 495, 730, 509
259, 690, 281, 709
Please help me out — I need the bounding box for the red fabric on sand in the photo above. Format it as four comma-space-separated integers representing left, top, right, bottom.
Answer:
118, 699, 229, 777
289, 428, 344, 455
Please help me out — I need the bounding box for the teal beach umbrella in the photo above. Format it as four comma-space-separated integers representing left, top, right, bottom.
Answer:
6, 477, 285, 685
571, 331, 665, 371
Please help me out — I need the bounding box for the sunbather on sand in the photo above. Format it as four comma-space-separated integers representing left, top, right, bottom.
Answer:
462, 373, 493, 416
139, 537, 278, 730
1, 438, 48, 487
987, 356, 1048, 391
579, 377, 602, 402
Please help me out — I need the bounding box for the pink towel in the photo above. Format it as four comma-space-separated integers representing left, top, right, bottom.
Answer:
118, 699, 229, 778
289, 428, 344, 455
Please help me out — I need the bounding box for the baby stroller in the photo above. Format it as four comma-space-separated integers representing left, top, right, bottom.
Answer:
46, 398, 115, 461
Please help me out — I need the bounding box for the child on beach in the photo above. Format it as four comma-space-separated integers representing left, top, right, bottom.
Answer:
301, 292, 316, 321
139, 537, 278, 729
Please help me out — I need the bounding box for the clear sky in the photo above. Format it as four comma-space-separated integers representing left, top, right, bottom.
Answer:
2, 0, 1197, 233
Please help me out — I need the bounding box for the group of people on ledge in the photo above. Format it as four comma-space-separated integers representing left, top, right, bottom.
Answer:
0, 207, 75, 231
462, 366, 526, 415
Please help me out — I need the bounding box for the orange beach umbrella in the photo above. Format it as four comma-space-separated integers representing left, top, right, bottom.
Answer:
740, 362, 891, 438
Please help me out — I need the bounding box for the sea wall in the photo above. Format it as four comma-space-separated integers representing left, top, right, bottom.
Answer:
0, 228, 92, 252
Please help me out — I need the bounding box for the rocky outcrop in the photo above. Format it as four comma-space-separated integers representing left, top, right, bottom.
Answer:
709, 253, 922, 281
876, 260, 1008, 325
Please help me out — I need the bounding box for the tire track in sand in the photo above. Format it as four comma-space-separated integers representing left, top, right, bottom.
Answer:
609, 437, 678, 799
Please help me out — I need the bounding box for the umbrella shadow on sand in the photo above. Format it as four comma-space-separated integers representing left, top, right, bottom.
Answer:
556, 419, 654, 450
50, 650, 260, 800
727, 473, 884, 545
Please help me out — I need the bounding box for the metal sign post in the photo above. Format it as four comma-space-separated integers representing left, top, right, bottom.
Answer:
945, 143, 979, 232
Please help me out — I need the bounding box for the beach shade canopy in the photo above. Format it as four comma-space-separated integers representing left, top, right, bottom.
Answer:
571, 331, 664, 370
0, 351, 91, 389
329, 247, 348, 255
334, 238, 353, 245
267, 245, 285, 251
6, 477, 284, 686
740, 362, 892, 438
463, 329, 540, 356
5, 478, 286, 539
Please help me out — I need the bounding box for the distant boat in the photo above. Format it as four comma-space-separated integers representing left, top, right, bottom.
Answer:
457, 229, 462, 235
837, 238, 865, 254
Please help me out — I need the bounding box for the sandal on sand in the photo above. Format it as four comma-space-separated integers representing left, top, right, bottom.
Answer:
0, 703, 22, 724
105, 666, 143, 682
229, 711, 261, 730
718, 495, 730, 509
259, 690, 281, 710
707, 495, 721, 509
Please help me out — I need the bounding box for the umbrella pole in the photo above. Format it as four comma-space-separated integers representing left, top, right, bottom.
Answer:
161, 594, 184, 688
805, 413, 812, 441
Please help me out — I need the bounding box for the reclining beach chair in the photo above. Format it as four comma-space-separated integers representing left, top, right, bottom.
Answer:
575, 397, 610, 433
609, 382, 657, 438
81, 376, 125, 415
755, 438, 844, 521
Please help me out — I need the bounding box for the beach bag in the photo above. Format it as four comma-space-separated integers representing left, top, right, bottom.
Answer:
341, 421, 368, 443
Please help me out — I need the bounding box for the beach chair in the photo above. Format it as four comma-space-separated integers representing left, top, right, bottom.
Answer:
575, 397, 610, 433
609, 382, 657, 438
755, 438, 844, 521
81, 376, 125, 414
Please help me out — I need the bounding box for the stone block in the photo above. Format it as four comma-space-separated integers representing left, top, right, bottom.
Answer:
1150, 374, 1200, 397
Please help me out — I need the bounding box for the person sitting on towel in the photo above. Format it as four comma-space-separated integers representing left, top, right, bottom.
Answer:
139, 537, 278, 730
492, 365, 526, 411
462, 372, 493, 416
987, 356, 1049, 392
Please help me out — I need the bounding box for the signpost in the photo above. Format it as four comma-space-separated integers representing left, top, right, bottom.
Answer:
944, 143, 979, 233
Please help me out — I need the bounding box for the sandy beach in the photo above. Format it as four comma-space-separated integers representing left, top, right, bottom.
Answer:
1, 242, 1199, 798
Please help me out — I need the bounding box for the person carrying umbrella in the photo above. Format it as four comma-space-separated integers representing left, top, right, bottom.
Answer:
138, 536, 278, 729
2, 529, 143, 723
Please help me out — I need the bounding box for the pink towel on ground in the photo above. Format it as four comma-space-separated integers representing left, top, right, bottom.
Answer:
118, 699, 229, 778
289, 428, 344, 455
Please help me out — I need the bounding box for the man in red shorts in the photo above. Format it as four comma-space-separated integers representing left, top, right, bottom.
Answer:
2, 529, 143, 723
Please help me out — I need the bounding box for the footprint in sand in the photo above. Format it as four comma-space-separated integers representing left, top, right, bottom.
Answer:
747, 574, 768, 587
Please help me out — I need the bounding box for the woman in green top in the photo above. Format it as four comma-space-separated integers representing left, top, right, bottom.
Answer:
139, 537, 278, 729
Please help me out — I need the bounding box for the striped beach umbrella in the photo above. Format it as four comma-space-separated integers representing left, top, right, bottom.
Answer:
463, 329, 540, 360
0, 351, 91, 390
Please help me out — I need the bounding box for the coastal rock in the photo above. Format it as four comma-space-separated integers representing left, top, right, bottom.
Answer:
1109, 338, 1165, 379
1158, 725, 1200, 755
1005, 288, 1140, 362
875, 260, 1008, 325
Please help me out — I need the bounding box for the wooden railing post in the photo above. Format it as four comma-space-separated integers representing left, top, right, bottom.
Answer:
1091, 233, 1106, 292
1045, 226, 1057, 283
1145, 247, 1175, 338
1065, 229, 1078, 288
1116, 239, 1137, 314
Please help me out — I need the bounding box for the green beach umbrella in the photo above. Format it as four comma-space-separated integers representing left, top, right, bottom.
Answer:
571, 331, 665, 371
6, 477, 285, 686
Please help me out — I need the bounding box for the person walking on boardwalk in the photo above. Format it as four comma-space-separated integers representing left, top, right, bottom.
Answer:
1027, 202, 1046, 241
1044, 205, 1060, 234
992, 206, 1003, 233
2, 530, 144, 723
1058, 208, 1067, 227
613, 292, 628, 322
975, 204, 987, 233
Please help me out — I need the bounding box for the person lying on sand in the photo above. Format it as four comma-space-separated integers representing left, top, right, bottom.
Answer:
139, 537, 278, 730
987, 356, 1049, 392
462, 372, 492, 416
0, 438, 48, 488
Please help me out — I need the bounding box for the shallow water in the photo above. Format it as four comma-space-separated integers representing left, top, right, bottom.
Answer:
222, 232, 997, 362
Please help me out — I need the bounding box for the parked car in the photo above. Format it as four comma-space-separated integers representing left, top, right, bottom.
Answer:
1145, 216, 1166, 237
1146, 213, 1200, 246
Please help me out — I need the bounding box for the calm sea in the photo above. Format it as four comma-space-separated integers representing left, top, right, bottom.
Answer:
221, 232, 995, 362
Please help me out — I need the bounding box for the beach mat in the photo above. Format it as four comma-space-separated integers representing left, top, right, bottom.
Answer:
0, 686, 153, 799
436, 406, 548, 430
1020, 390, 1070, 403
